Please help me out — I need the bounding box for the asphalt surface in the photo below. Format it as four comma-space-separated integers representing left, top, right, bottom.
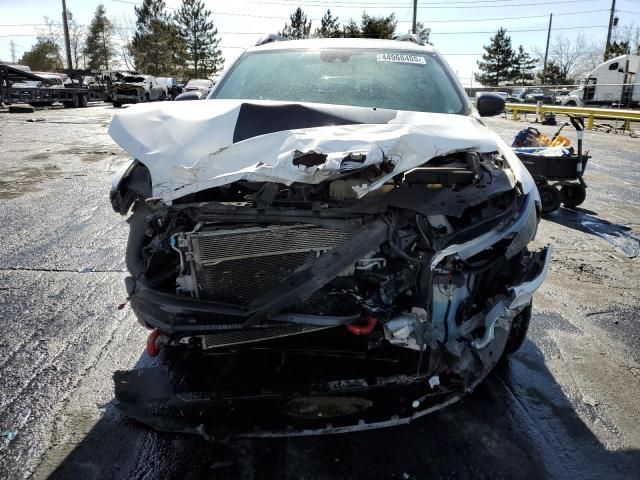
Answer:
0, 105, 639, 480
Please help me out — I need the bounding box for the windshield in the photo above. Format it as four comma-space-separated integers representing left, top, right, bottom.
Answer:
213, 49, 466, 114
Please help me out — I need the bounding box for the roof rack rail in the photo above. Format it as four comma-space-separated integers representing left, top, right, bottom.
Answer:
392, 33, 425, 46
255, 34, 288, 47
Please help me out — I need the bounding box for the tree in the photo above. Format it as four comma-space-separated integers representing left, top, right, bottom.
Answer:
342, 19, 360, 38
19, 39, 62, 71
280, 8, 311, 39
533, 33, 589, 83
514, 45, 537, 85
415, 22, 431, 44
537, 61, 567, 85
316, 9, 341, 38
111, 14, 136, 70
475, 28, 517, 86
360, 12, 397, 39
610, 23, 640, 59
605, 40, 630, 60
175, 0, 223, 77
84, 4, 114, 70
130, 0, 184, 75
68, 16, 85, 69
35, 17, 64, 67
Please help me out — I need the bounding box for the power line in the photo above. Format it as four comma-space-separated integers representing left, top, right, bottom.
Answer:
0, 23, 611, 39
249, 0, 593, 6
110, 0, 604, 13
0, 9, 614, 27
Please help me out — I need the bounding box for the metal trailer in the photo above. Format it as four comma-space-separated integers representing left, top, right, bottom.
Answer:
1, 64, 90, 108
514, 116, 589, 213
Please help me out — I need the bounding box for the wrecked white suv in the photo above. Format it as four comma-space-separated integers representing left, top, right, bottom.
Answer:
109, 38, 551, 437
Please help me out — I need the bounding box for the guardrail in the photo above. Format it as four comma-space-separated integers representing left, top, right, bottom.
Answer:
506, 103, 640, 131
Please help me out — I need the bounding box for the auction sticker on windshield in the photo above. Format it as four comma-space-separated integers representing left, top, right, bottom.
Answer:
376, 53, 426, 64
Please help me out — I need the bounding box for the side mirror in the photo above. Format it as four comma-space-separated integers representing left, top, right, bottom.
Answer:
476, 92, 506, 117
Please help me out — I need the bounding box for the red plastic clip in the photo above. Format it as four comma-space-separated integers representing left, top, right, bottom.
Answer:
346, 316, 378, 336
146, 329, 163, 357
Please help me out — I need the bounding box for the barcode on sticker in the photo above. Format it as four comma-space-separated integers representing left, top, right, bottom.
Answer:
377, 53, 426, 64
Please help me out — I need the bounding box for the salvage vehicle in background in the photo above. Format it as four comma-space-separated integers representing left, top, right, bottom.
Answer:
183, 78, 214, 96
109, 37, 551, 437
156, 77, 181, 100
112, 74, 165, 107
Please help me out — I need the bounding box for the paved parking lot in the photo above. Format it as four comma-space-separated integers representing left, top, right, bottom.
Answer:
0, 105, 639, 479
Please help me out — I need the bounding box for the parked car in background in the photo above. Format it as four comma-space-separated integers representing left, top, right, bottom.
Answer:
174, 90, 206, 101
156, 77, 181, 100
184, 78, 214, 96
112, 75, 165, 107
552, 89, 571, 104
109, 37, 550, 437
507, 87, 544, 103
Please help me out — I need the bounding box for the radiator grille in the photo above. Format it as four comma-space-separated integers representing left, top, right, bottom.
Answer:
187, 225, 351, 304
201, 324, 328, 349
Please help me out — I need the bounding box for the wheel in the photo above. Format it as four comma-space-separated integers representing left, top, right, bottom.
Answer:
112, 101, 122, 108
72, 94, 80, 108
79, 94, 88, 108
145, 93, 150, 102
504, 303, 532, 354
561, 184, 586, 208
63, 101, 73, 109
538, 184, 561, 213
565, 100, 577, 107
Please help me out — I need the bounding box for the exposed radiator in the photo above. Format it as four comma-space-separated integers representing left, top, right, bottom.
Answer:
180, 224, 352, 304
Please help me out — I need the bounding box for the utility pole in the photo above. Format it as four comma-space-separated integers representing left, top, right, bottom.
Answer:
542, 13, 553, 85
412, 0, 418, 34
61, 0, 73, 71
605, 0, 616, 60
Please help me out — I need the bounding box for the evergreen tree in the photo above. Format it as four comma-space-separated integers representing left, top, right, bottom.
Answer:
538, 61, 568, 85
514, 45, 537, 85
130, 0, 184, 75
19, 39, 62, 71
475, 28, 517, 86
316, 9, 341, 38
280, 8, 312, 39
605, 41, 630, 60
360, 12, 397, 39
342, 19, 360, 38
415, 21, 431, 44
175, 0, 223, 77
84, 4, 114, 70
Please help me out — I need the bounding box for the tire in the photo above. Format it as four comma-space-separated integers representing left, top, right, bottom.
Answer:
112, 101, 122, 108
79, 94, 88, 108
561, 184, 586, 208
145, 93, 150, 102
63, 102, 73, 109
538, 184, 562, 213
565, 100, 577, 107
72, 94, 80, 108
504, 303, 532, 354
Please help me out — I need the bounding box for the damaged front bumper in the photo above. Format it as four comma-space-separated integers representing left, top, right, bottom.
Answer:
115, 244, 550, 439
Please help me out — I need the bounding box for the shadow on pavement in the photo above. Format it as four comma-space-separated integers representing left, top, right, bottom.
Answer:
46, 335, 640, 480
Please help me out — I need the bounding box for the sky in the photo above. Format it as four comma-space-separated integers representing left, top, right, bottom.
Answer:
1, 0, 639, 86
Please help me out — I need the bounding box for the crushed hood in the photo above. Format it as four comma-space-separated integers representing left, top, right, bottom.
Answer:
109, 99, 531, 203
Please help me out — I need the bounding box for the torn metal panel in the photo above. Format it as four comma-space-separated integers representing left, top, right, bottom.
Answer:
108, 100, 533, 203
